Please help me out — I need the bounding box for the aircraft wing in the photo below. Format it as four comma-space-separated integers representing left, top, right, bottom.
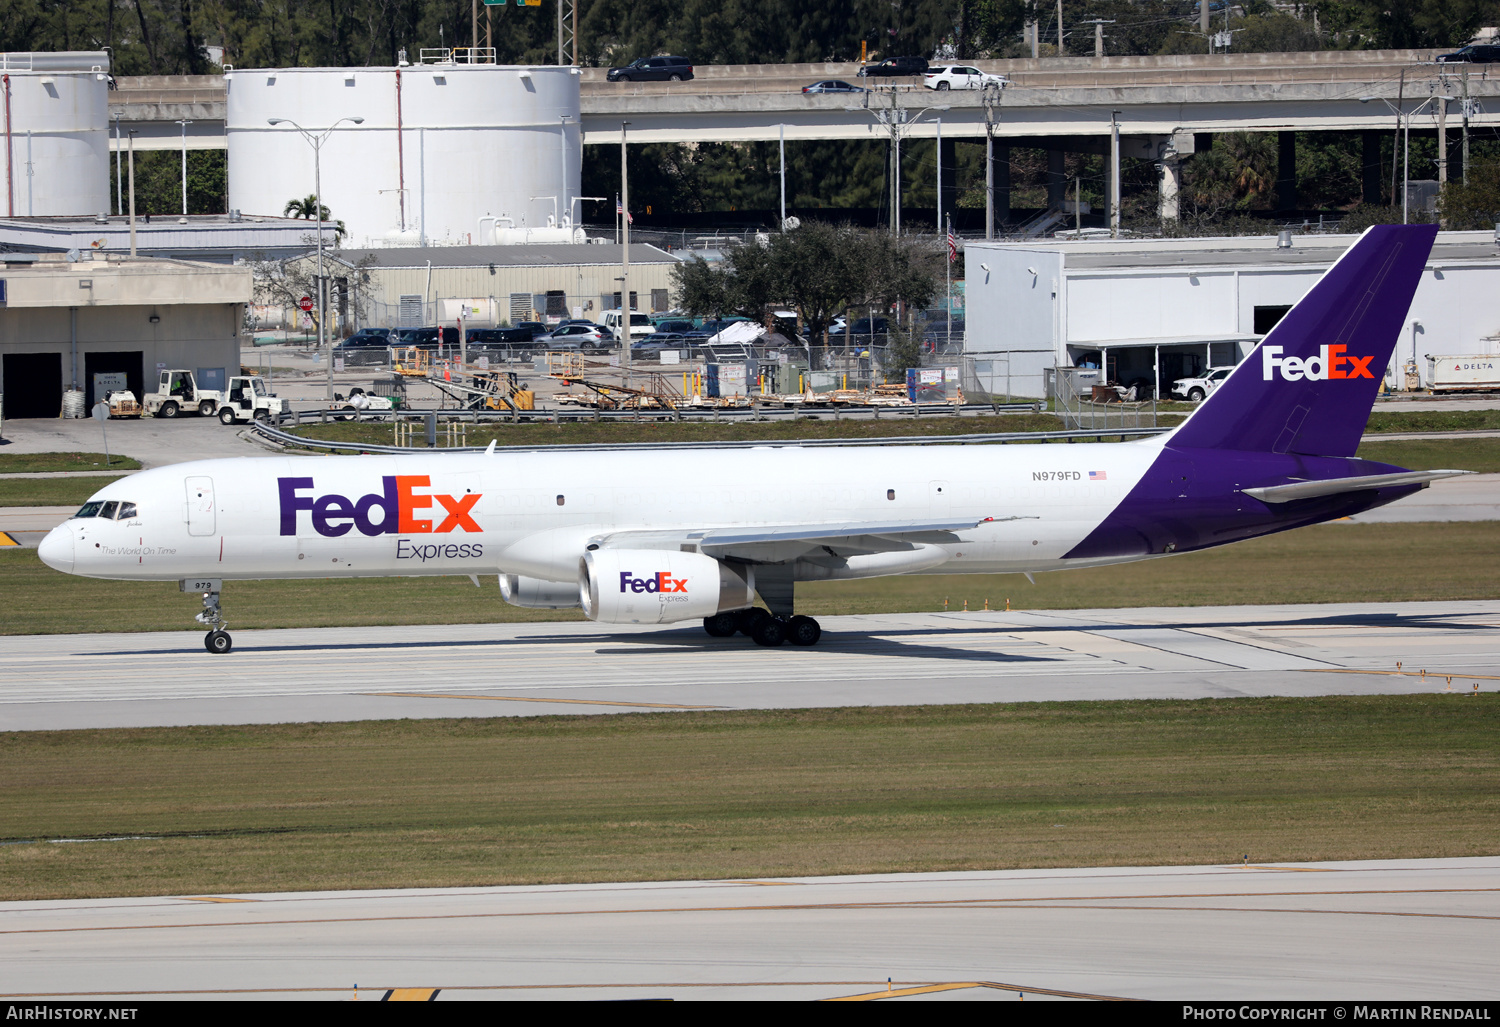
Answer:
1242, 469, 1470, 504
593, 516, 1029, 562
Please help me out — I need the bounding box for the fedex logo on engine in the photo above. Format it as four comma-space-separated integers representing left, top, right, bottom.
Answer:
278, 476, 481, 538
619, 571, 689, 594
1261, 344, 1376, 382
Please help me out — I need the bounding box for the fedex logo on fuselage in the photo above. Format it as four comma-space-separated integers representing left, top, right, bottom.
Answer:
278, 476, 481, 537
1261, 344, 1375, 382
619, 571, 688, 594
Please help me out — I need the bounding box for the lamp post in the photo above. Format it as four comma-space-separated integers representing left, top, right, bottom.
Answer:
1360, 94, 1454, 223
267, 115, 364, 401
175, 119, 192, 215
845, 91, 950, 236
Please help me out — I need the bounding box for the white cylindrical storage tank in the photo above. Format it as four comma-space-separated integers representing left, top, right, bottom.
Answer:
225, 63, 582, 249
0, 52, 111, 217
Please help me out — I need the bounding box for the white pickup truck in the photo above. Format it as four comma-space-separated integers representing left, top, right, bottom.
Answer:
1170, 366, 1235, 402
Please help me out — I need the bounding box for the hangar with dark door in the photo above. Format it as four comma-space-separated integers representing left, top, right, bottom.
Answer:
3, 353, 63, 419
84, 351, 145, 408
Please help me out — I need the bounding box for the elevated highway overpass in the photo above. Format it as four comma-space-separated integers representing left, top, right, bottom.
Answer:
106, 50, 1496, 218
110, 49, 1496, 150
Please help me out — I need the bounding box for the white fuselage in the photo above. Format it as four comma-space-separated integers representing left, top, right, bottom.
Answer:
41, 440, 1167, 585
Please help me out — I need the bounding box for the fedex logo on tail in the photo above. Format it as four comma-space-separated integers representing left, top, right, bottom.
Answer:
619, 571, 688, 594
278, 476, 481, 537
1261, 345, 1376, 382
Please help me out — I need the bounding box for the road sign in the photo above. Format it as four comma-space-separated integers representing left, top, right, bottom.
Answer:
299, 296, 313, 312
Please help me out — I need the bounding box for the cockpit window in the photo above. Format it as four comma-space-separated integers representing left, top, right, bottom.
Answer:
117, 502, 138, 519
100, 501, 119, 519
73, 501, 104, 518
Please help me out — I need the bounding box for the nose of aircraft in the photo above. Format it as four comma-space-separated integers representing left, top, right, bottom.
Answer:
37, 524, 74, 574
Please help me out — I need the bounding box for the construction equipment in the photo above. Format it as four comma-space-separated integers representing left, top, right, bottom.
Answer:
547, 352, 683, 411
391, 347, 535, 413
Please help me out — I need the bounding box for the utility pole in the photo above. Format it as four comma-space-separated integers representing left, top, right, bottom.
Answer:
983, 83, 996, 240
1057, 0, 1064, 53
1461, 66, 1470, 185
620, 121, 631, 369
779, 123, 786, 229
127, 130, 137, 257
1109, 110, 1121, 238
1083, 19, 1114, 58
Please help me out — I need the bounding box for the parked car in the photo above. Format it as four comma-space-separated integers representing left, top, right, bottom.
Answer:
924, 65, 1006, 91
1171, 366, 1235, 401
651, 318, 697, 334
802, 80, 866, 94
514, 321, 551, 338
540, 323, 611, 353
393, 326, 460, 351
338, 328, 394, 348
857, 57, 928, 78
607, 55, 694, 82
602, 310, 656, 343
1436, 44, 1500, 63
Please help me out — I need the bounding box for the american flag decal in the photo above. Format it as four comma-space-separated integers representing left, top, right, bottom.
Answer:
1089, 470, 1107, 481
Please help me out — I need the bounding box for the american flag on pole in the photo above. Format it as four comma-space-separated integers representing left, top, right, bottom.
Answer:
946, 219, 958, 263
616, 198, 633, 224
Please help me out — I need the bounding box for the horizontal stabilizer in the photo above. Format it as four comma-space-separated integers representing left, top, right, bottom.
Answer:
1242, 469, 1470, 504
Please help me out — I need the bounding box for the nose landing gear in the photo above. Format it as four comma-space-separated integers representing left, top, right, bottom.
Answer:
195, 590, 232, 654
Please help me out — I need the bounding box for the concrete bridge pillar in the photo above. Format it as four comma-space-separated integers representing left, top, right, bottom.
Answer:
1159, 156, 1182, 220
1047, 147, 1067, 210
1277, 131, 1298, 211
1362, 131, 1383, 204
995, 143, 1011, 226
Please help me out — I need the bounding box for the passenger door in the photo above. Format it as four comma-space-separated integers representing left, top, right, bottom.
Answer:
185, 476, 216, 537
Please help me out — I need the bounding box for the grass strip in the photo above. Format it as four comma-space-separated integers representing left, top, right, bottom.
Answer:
3, 520, 1498, 635
1365, 408, 1500, 433
0, 476, 129, 508
0, 452, 141, 474
1357, 437, 1500, 473
0, 695, 1494, 900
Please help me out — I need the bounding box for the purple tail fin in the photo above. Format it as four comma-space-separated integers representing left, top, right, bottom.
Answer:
1170, 224, 1437, 458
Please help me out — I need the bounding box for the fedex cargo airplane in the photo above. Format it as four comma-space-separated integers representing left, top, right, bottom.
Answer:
39, 225, 1465, 654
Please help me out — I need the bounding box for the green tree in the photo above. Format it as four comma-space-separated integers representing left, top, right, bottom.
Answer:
1438, 157, 1500, 230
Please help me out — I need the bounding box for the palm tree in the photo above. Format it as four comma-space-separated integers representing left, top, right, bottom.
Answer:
283, 195, 346, 241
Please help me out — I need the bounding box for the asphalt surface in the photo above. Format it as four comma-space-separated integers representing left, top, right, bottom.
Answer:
2, 601, 1496, 731
1, 858, 1494, 1001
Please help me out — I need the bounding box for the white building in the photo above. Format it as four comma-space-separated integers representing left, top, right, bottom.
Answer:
964, 230, 1500, 399
225, 60, 583, 251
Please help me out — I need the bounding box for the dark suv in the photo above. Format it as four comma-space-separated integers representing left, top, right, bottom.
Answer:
607, 56, 694, 82
858, 57, 929, 78
1436, 44, 1500, 63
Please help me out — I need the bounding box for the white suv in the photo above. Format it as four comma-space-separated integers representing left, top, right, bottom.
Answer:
924, 65, 1006, 91
1171, 366, 1235, 402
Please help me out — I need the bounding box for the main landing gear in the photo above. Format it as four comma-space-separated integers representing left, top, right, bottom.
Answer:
195, 590, 232, 654
703, 608, 822, 647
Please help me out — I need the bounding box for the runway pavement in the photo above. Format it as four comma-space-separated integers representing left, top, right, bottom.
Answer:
3, 601, 1498, 731
0, 857, 1494, 1001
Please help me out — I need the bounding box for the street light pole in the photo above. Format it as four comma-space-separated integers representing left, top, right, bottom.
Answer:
846, 91, 950, 237
621, 120, 631, 370
175, 119, 192, 215
1360, 94, 1453, 224
267, 115, 364, 401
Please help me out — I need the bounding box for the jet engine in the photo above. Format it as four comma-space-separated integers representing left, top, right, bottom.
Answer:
499, 573, 581, 609
579, 549, 754, 625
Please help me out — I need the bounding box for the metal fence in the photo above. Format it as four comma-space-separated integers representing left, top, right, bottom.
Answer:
1048, 366, 1159, 431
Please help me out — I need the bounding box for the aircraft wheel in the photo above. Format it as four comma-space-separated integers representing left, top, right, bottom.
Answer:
786, 615, 822, 646
703, 613, 738, 637
205, 630, 233, 654
219, 407, 238, 425
752, 617, 787, 648
736, 608, 772, 637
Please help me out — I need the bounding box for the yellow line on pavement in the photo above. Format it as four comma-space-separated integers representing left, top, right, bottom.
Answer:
0, 532, 19, 547
368, 691, 725, 709
178, 896, 256, 903
827, 982, 984, 1001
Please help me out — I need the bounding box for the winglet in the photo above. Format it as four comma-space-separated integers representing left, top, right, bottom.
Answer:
485, 440, 497, 456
